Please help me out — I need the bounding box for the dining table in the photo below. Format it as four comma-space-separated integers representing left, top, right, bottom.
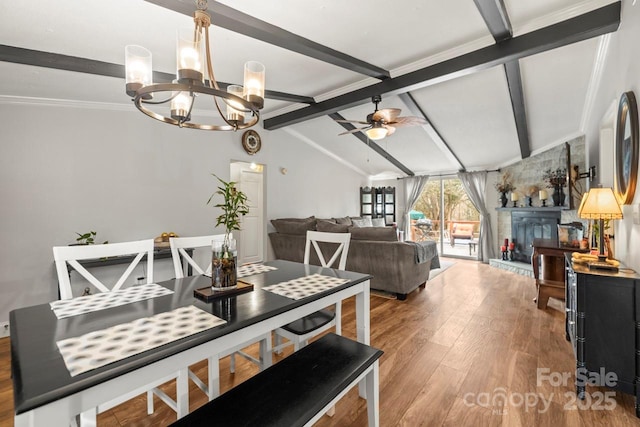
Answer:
10, 259, 372, 426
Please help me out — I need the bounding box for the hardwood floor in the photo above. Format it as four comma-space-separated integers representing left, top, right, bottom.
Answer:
2, 258, 640, 426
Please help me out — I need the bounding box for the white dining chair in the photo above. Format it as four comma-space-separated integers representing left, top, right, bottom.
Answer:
53, 239, 188, 425
170, 234, 272, 400
273, 230, 351, 353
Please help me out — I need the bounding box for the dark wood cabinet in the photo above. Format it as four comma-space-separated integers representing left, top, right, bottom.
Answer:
565, 256, 640, 416
359, 186, 395, 225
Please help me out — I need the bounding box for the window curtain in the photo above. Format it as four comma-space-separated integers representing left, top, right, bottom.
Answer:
457, 171, 496, 263
400, 175, 430, 238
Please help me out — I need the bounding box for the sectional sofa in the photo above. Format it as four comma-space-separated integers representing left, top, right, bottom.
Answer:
268, 216, 440, 300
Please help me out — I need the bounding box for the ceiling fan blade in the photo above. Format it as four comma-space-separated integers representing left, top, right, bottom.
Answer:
372, 108, 401, 123
338, 126, 371, 136
389, 116, 427, 127
384, 125, 397, 136
334, 119, 370, 125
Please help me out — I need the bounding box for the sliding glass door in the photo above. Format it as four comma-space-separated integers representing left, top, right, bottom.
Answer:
411, 176, 479, 258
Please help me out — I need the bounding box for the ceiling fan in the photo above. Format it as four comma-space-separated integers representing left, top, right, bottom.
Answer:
334, 95, 427, 140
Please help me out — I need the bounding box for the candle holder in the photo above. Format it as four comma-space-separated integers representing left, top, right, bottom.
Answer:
541, 199, 547, 207
527, 197, 533, 207
501, 248, 508, 260
509, 249, 515, 261
512, 200, 517, 208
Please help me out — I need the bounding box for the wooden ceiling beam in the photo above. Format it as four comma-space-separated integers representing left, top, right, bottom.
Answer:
264, 2, 620, 130
145, 0, 390, 80
397, 93, 465, 171
329, 113, 415, 177
474, 0, 531, 160
0, 45, 315, 104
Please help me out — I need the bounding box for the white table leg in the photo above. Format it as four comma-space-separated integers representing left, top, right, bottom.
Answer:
208, 355, 220, 400
366, 361, 380, 427
176, 367, 189, 419
356, 280, 371, 398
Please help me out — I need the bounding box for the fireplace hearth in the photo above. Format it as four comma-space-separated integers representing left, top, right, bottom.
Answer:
510, 209, 561, 262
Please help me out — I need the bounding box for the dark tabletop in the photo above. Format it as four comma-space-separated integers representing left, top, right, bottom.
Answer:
10, 260, 371, 415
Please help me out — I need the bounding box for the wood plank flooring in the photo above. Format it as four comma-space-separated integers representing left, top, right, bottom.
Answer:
2, 258, 640, 426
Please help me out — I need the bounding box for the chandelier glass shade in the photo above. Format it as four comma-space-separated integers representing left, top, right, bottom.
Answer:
124, 1, 265, 131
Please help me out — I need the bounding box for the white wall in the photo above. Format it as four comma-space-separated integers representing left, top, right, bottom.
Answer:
0, 101, 366, 323
583, 1, 640, 272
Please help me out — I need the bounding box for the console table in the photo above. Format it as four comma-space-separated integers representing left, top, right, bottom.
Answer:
531, 238, 587, 309
565, 255, 640, 416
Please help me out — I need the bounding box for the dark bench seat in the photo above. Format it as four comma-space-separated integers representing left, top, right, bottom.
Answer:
171, 333, 383, 427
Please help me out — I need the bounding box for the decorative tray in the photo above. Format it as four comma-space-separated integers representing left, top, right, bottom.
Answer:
194, 281, 254, 302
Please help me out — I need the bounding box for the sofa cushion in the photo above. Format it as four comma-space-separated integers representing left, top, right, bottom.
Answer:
333, 216, 352, 225
271, 217, 316, 235
371, 218, 386, 227
316, 220, 350, 233
351, 218, 373, 228
348, 226, 398, 241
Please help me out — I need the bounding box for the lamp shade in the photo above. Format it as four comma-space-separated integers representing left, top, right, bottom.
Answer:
578, 188, 623, 220
365, 123, 388, 140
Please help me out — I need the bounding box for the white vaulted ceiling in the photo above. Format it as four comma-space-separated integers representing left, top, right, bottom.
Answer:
0, 0, 620, 178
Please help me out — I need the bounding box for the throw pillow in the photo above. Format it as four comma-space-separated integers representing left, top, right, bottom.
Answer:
271, 217, 316, 235
348, 226, 398, 241
351, 218, 373, 228
371, 218, 386, 227
333, 216, 352, 225
316, 220, 349, 233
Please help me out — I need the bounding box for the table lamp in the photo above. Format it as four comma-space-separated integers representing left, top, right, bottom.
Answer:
577, 187, 623, 264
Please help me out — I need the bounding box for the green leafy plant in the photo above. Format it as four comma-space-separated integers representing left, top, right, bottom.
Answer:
76, 231, 96, 245
207, 174, 250, 248
75, 231, 108, 245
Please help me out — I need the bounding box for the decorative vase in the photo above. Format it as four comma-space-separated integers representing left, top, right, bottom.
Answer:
552, 186, 566, 207
211, 238, 238, 290
500, 192, 508, 208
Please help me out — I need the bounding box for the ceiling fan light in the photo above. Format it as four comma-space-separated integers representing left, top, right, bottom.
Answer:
365, 126, 388, 140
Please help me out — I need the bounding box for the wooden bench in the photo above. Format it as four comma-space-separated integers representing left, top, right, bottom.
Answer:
170, 333, 383, 427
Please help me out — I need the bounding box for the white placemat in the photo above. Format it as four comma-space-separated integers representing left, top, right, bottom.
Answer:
50, 283, 173, 319
57, 305, 226, 377
262, 274, 349, 300
237, 263, 278, 278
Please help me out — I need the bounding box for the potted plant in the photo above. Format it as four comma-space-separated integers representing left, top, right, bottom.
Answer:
494, 172, 515, 207
207, 174, 250, 289
542, 168, 567, 206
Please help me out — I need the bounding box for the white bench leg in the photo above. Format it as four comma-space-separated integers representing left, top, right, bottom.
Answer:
260, 336, 273, 369
176, 367, 189, 419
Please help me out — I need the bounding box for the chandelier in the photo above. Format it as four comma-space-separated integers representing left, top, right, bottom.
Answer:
124, 0, 265, 131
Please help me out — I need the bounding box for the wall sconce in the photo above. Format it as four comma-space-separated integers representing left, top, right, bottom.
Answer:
574, 165, 597, 181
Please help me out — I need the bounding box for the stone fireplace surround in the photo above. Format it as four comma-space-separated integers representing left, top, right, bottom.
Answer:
494, 136, 585, 263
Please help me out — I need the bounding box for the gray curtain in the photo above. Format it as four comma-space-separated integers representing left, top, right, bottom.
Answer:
457, 171, 497, 263
401, 175, 430, 238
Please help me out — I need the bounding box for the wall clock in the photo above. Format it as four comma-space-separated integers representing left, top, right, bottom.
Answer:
242, 130, 261, 155
615, 91, 638, 204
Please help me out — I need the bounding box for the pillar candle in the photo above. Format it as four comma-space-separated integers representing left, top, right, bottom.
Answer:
539, 190, 548, 200
501, 245, 506, 252
509, 242, 515, 250
504, 238, 509, 246
511, 193, 519, 201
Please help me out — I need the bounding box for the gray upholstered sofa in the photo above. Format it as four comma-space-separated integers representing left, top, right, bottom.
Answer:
268, 216, 440, 300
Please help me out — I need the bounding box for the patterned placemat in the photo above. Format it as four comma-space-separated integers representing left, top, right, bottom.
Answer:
50, 283, 173, 319
262, 274, 349, 300
56, 305, 226, 377
237, 263, 278, 278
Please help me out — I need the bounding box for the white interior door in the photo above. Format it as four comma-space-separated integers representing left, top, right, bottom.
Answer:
231, 162, 264, 264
